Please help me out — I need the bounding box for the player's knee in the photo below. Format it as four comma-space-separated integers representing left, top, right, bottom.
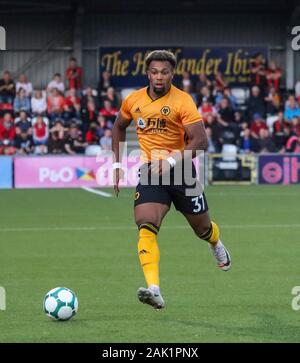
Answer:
194, 222, 211, 239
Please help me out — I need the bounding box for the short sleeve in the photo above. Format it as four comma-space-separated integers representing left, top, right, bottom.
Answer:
180, 94, 203, 126
120, 95, 132, 120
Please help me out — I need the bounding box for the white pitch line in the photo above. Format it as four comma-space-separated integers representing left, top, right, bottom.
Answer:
81, 186, 112, 197
0, 224, 300, 233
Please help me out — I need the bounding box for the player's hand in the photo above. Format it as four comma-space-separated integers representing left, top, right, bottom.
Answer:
113, 168, 124, 197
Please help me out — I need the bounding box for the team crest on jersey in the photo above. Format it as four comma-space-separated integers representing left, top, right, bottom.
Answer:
137, 117, 146, 129
161, 106, 171, 116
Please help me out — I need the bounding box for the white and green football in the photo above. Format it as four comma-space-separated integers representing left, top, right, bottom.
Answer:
43, 287, 78, 321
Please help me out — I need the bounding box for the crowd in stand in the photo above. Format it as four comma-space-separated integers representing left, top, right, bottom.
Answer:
1, 54, 300, 156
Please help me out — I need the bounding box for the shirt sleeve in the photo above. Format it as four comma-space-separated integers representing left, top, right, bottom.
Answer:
180, 94, 203, 126
120, 95, 133, 120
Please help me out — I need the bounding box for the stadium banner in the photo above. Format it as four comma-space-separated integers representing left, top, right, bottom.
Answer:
14, 155, 143, 189
258, 154, 300, 185
0, 156, 13, 189
100, 46, 268, 88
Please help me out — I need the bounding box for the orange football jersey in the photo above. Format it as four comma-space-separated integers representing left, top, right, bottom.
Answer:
120, 85, 202, 161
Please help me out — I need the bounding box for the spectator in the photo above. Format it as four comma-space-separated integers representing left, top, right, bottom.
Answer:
47, 73, 65, 94
15, 110, 32, 136
16, 74, 33, 97
256, 128, 276, 153
99, 99, 118, 126
47, 88, 65, 123
291, 116, 300, 136
197, 85, 214, 106
180, 71, 193, 94
85, 122, 100, 145
247, 86, 265, 120
195, 73, 212, 95
0, 114, 16, 155
284, 95, 300, 121
265, 86, 281, 115
48, 119, 67, 154
273, 111, 290, 150
216, 98, 235, 128
198, 98, 217, 122
32, 115, 49, 154
238, 128, 256, 153
214, 71, 227, 93
100, 129, 112, 150
0, 71, 15, 104
64, 88, 81, 121
31, 90, 47, 115
266, 60, 282, 92
249, 53, 266, 90
15, 132, 34, 155
250, 113, 268, 139
223, 87, 238, 110
98, 71, 114, 97
13, 88, 31, 114
105, 87, 120, 109
66, 57, 83, 92
64, 124, 87, 154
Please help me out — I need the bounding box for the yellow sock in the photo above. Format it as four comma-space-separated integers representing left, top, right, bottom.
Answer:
138, 224, 160, 287
199, 221, 220, 246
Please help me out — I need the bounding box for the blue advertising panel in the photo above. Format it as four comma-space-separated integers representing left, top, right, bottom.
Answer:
0, 156, 13, 189
100, 46, 268, 88
259, 154, 300, 185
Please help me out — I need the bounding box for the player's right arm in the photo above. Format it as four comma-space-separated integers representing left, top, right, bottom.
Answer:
112, 111, 132, 196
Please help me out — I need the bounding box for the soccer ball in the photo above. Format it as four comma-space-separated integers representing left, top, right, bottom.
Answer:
43, 287, 78, 321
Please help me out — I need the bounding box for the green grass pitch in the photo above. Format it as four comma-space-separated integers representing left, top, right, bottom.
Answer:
0, 185, 300, 342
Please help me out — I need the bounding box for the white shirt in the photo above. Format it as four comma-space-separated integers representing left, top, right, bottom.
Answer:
31, 96, 47, 114
295, 81, 300, 98
16, 82, 33, 97
47, 80, 65, 93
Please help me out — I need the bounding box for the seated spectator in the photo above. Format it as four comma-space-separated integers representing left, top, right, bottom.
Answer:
195, 73, 212, 95
99, 99, 118, 126
32, 115, 49, 154
64, 88, 81, 121
47, 88, 65, 123
13, 88, 31, 114
31, 90, 47, 115
85, 122, 100, 145
64, 123, 87, 154
284, 95, 300, 121
0, 114, 16, 155
16, 74, 33, 97
256, 128, 276, 153
66, 57, 83, 93
247, 86, 265, 120
286, 133, 300, 153
273, 111, 290, 150
198, 98, 217, 122
105, 87, 120, 109
265, 86, 281, 115
98, 71, 115, 97
291, 116, 300, 136
223, 87, 237, 110
99, 129, 112, 150
48, 119, 67, 154
266, 60, 282, 92
15, 132, 34, 155
47, 73, 65, 94
216, 98, 235, 128
96, 114, 108, 138
250, 113, 268, 139
0, 70, 15, 104
238, 128, 256, 153
205, 113, 222, 152
197, 85, 214, 106
180, 71, 193, 94
15, 110, 32, 135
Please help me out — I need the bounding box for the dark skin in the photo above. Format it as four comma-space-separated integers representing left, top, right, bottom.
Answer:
112, 60, 212, 238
